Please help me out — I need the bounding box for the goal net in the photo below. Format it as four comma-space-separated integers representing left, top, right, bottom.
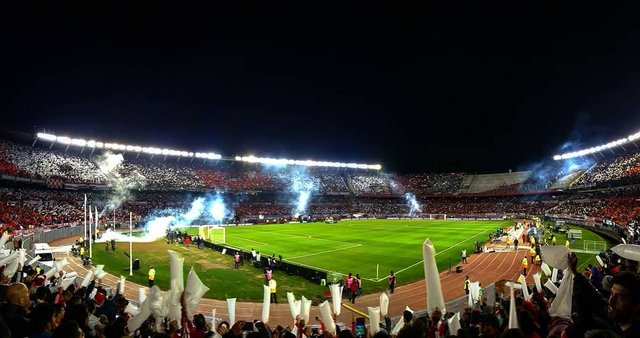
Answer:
199, 225, 226, 243
427, 214, 447, 220
583, 240, 606, 252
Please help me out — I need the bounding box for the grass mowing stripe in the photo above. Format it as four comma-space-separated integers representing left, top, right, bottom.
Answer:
232, 228, 360, 246
387, 226, 496, 278
171, 219, 513, 297
226, 235, 271, 246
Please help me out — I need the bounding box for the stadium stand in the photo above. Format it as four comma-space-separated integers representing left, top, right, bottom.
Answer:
4, 133, 640, 337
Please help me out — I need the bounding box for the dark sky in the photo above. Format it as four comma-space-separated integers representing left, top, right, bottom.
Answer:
3, 4, 640, 174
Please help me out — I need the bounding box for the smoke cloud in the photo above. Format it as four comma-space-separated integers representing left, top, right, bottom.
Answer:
94, 151, 147, 212
404, 192, 422, 217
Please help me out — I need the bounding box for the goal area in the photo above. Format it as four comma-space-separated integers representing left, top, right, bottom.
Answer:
583, 240, 606, 252
199, 225, 226, 243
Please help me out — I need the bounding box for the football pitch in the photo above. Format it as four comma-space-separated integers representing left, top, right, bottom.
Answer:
216, 219, 511, 282
92, 219, 512, 301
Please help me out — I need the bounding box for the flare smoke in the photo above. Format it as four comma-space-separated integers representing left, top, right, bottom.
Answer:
94, 151, 147, 212
404, 192, 422, 217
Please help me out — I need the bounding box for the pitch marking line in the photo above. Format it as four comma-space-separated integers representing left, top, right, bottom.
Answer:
379, 227, 495, 281
226, 235, 270, 246
288, 244, 363, 260
238, 229, 359, 246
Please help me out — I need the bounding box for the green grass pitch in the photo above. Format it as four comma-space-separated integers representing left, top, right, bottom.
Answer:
95, 219, 611, 302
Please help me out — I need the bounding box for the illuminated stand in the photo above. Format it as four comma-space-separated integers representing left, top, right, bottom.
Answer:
553, 130, 640, 160
34, 132, 382, 170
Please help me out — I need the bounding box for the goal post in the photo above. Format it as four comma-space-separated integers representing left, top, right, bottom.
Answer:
583, 240, 606, 252
199, 225, 226, 243
428, 214, 447, 220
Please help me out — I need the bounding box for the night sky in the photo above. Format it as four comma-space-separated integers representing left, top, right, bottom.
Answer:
4, 4, 640, 174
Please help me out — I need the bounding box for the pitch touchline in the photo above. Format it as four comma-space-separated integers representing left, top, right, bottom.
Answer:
288, 244, 362, 259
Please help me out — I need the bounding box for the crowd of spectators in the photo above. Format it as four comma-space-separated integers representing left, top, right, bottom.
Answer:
546, 186, 640, 228
3, 228, 640, 337
349, 173, 392, 195
1, 136, 640, 229
2, 183, 640, 230
391, 173, 465, 195
0, 139, 353, 195
4, 137, 640, 197
572, 149, 640, 188
0, 140, 107, 184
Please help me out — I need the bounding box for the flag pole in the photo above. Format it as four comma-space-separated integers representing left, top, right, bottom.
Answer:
89, 205, 93, 252
129, 212, 133, 276
95, 206, 100, 258
95, 206, 99, 242
84, 194, 87, 248
89, 206, 93, 259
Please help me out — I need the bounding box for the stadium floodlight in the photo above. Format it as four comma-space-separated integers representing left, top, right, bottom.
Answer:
37, 133, 57, 142
148, 147, 162, 154
71, 138, 87, 147
33, 131, 377, 167
196, 152, 220, 159
553, 133, 636, 160
234, 155, 381, 169
56, 136, 71, 144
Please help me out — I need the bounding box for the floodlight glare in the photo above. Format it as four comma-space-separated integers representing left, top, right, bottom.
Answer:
71, 138, 87, 147
34, 131, 380, 168
37, 133, 57, 142
553, 132, 638, 160
56, 136, 71, 144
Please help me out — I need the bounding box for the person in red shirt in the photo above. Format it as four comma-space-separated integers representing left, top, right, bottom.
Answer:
345, 273, 353, 300
349, 274, 361, 304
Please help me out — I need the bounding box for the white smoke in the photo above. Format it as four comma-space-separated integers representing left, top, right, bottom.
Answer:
99, 195, 232, 243
94, 152, 147, 212
404, 192, 422, 217
287, 168, 319, 217
209, 194, 231, 224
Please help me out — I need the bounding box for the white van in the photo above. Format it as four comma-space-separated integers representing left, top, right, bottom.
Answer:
33, 243, 54, 268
